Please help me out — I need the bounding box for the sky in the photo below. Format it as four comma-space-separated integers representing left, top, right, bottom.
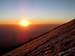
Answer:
0, 0, 75, 24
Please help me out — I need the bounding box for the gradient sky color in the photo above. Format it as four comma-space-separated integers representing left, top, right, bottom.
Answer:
0, 0, 75, 24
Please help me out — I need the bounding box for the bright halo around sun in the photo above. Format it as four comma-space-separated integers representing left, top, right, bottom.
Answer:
19, 19, 30, 27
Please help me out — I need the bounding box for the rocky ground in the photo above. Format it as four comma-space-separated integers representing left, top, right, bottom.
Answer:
3, 19, 75, 56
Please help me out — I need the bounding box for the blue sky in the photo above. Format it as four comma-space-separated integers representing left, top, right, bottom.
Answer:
0, 0, 75, 24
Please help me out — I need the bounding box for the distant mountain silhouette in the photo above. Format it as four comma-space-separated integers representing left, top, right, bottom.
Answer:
3, 19, 75, 56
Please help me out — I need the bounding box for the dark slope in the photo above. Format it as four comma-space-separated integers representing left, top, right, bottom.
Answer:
3, 19, 75, 56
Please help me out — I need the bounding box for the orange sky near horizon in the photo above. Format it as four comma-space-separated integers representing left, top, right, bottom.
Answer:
0, 18, 71, 25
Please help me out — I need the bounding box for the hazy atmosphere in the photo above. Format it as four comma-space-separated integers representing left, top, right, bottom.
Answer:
0, 0, 75, 55
0, 0, 75, 24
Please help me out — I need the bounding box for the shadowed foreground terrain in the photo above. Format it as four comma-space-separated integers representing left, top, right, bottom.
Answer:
0, 24, 57, 55
3, 19, 75, 56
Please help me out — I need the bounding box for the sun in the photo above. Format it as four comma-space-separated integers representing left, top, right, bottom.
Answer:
19, 19, 30, 27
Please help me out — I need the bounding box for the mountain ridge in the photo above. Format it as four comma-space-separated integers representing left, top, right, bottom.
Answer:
3, 19, 75, 56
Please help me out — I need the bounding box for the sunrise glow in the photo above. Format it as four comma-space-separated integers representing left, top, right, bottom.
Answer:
19, 19, 30, 27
